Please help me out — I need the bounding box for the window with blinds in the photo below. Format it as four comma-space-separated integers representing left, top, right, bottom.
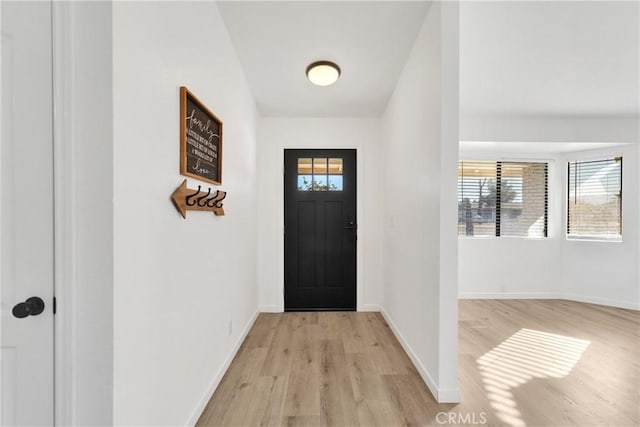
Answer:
458, 160, 548, 238
567, 157, 622, 239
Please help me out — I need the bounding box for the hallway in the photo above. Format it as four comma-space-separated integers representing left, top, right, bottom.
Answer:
197, 312, 443, 426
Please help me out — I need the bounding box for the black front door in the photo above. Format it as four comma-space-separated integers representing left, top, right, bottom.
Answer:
284, 149, 357, 311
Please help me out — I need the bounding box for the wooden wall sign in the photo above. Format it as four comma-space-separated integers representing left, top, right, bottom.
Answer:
180, 86, 223, 185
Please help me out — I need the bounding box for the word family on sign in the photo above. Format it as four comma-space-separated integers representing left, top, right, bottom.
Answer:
186, 111, 218, 165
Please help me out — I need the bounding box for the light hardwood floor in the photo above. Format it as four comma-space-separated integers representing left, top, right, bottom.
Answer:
197, 300, 639, 426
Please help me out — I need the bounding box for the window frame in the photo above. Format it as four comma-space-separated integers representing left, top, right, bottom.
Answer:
458, 159, 550, 239
296, 157, 344, 192
566, 155, 623, 242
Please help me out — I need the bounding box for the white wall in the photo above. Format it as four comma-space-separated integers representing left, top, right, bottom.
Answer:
380, 1, 460, 402
256, 118, 384, 312
458, 153, 564, 299
459, 0, 638, 306
112, 2, 259, 425
461, 115, 639, 144
458, 143, 639, 310
561, 144, 639, 309
459, 238, 562, 298
53, 2, 114, 425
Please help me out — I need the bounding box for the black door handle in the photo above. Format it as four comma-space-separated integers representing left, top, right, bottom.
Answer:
344, 216, 357, 232
12, 297, 45, 318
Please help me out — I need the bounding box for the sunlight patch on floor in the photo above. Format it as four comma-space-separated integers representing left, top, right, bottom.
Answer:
477, 328, 590, 426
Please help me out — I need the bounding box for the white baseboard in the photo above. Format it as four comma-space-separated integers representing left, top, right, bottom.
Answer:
459, 292, 563, 299
437, 388, 461, 403
186, 310, 259, 426
260, 305, 381, 312
359, 304, 380, 312
380, 308, 444, 402
259, 305, 282, 313
459, 292, 639, 311
562, 293, 640, 311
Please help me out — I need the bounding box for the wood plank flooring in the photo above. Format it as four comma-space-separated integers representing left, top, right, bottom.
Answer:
197, 301, 639, 426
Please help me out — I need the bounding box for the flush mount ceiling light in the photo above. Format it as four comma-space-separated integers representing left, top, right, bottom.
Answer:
306, 61, 341, 86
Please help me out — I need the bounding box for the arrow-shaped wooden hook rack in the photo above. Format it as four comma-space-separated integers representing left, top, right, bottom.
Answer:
171, 179, 226, 218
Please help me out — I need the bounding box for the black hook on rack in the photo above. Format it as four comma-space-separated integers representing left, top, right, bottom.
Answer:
213, 191, 227, 208
206, 190, 220, 208
207, 190, 227, 208
185, 185, 201, 206
196, 187, 211, 207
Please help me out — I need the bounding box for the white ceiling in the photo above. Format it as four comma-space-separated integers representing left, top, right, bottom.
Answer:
217, 1, 431, 117
460, 1, 639, 117
218, 1, 639, 119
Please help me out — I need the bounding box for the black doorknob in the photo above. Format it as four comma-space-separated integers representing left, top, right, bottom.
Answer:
12, 297, 45, 319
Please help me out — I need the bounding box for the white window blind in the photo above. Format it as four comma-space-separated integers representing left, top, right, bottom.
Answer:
458, 161, 498, 237
567, 157, 622, 239
458, 160, 548, 238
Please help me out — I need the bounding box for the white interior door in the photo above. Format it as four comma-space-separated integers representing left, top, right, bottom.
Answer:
1, 1, 55, 425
